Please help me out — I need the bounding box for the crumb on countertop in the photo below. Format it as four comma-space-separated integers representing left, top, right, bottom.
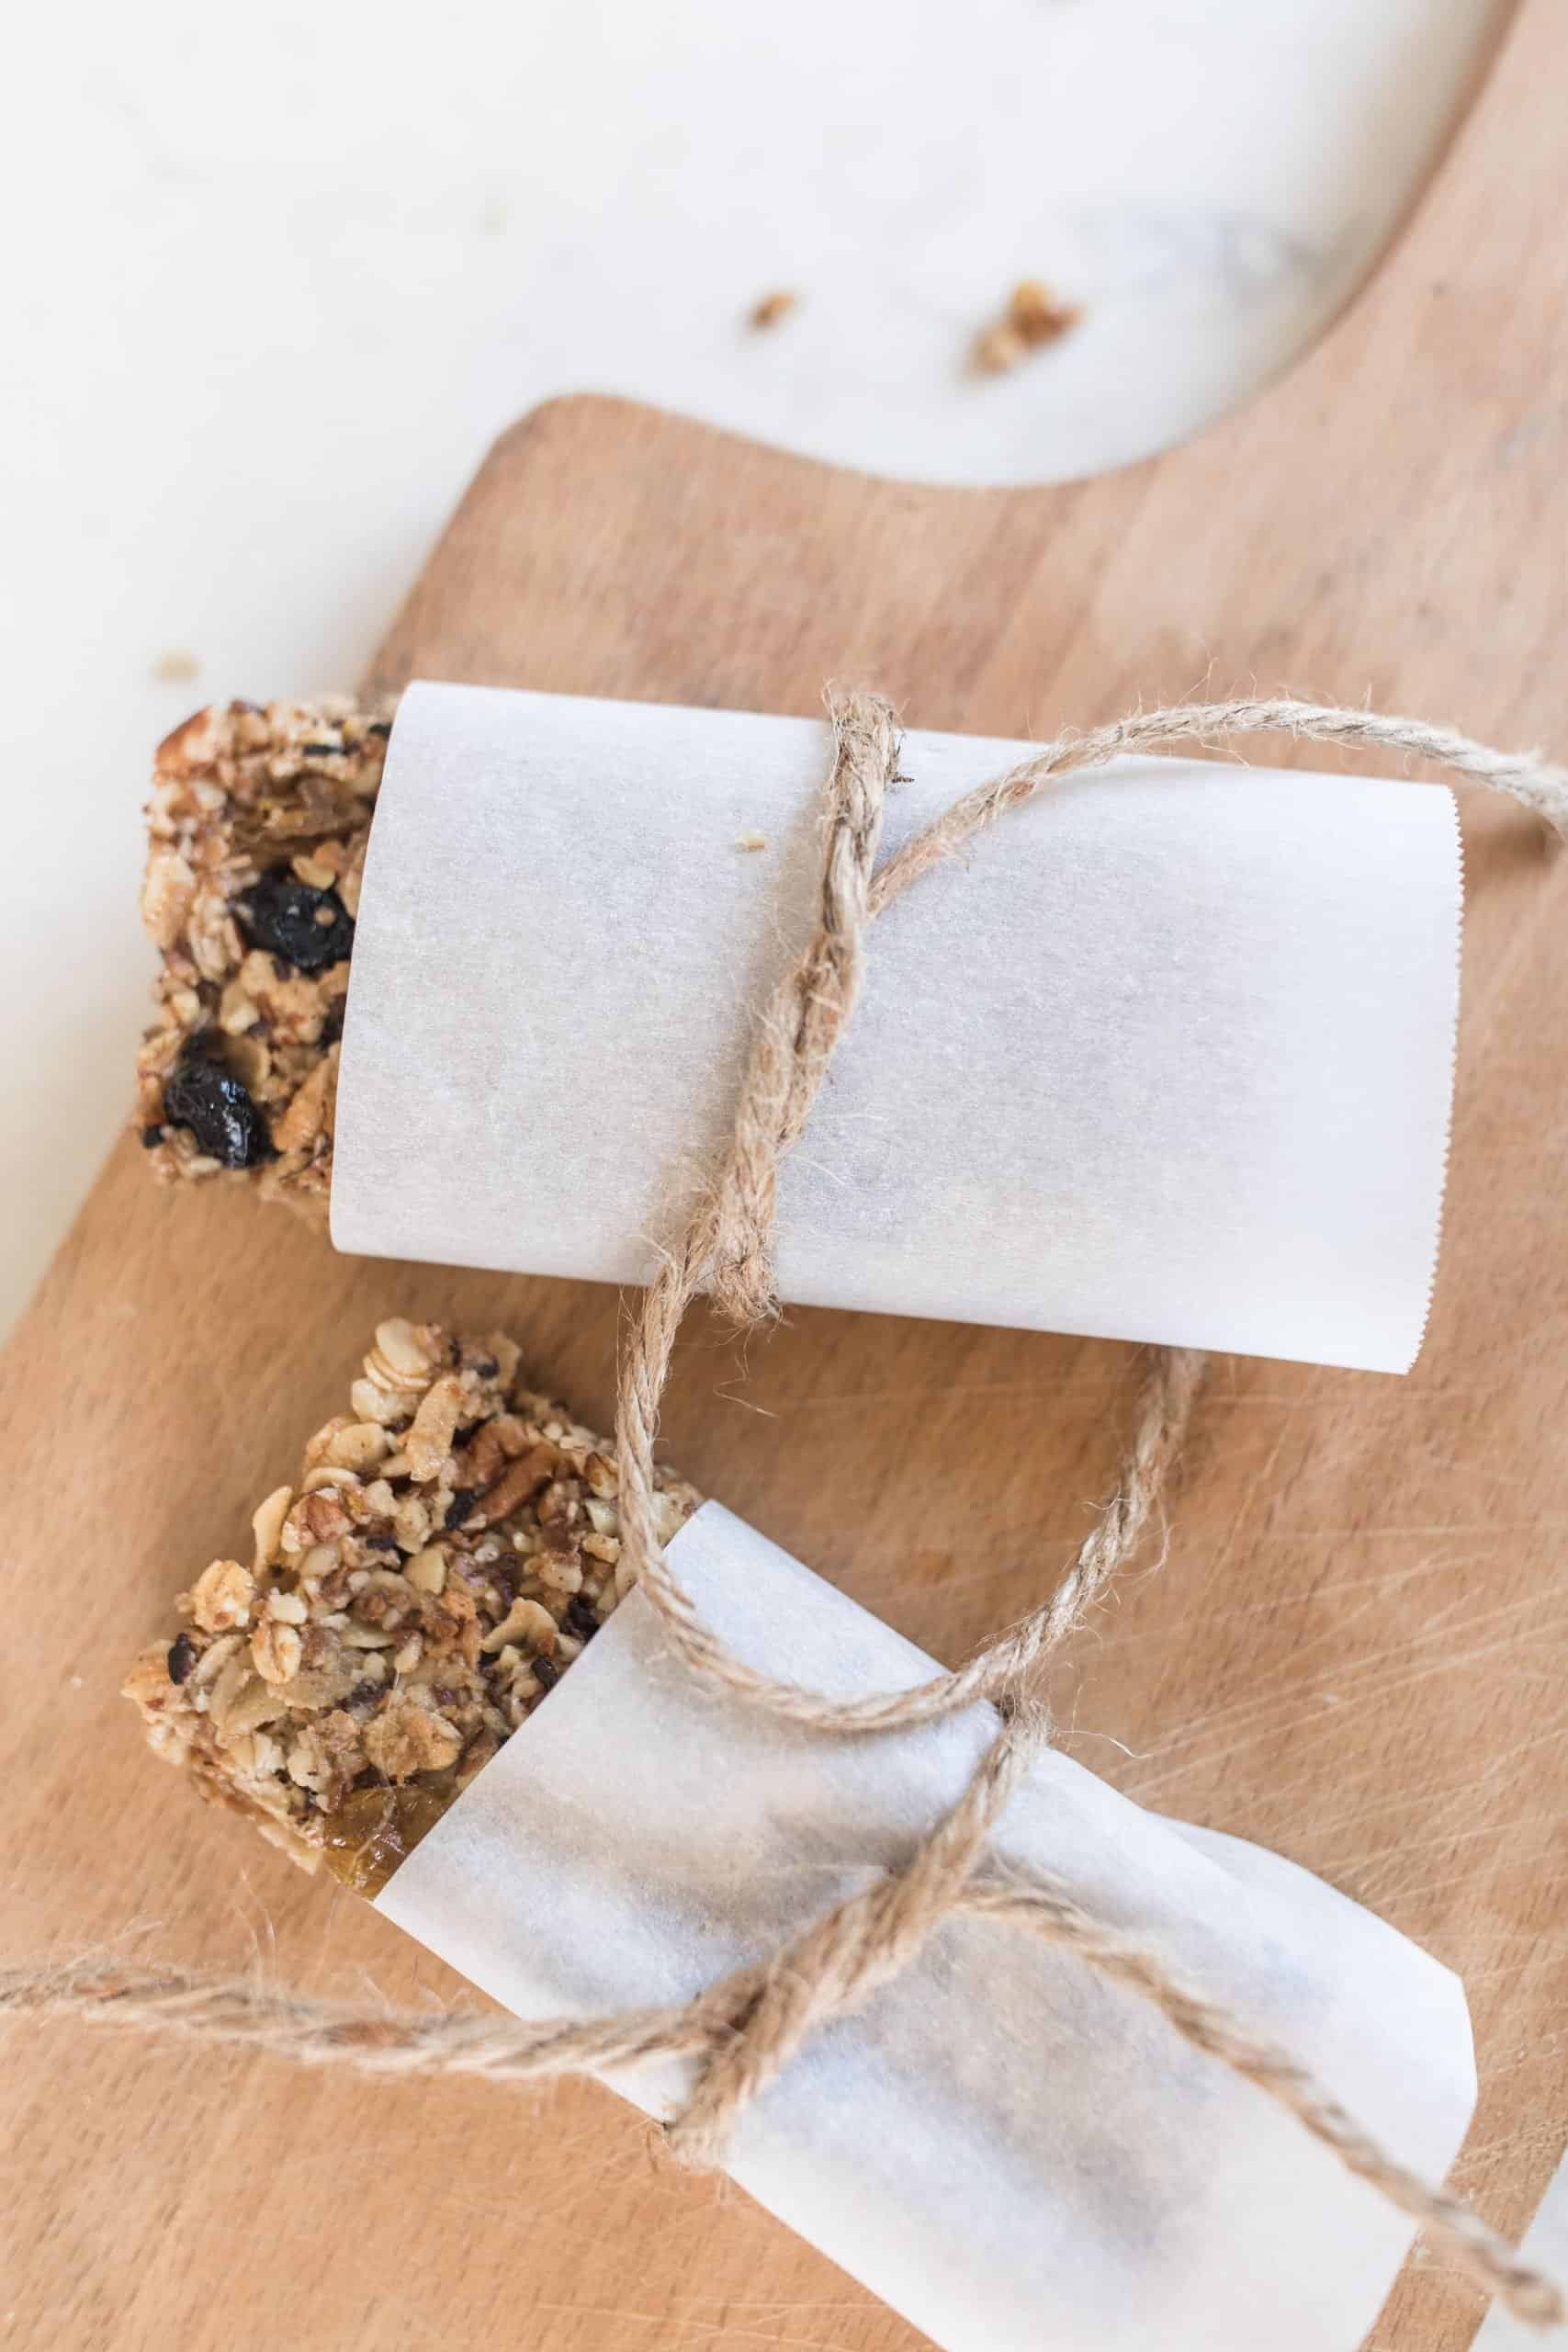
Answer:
973, 279, 1082, 375
749, 290, 798, 332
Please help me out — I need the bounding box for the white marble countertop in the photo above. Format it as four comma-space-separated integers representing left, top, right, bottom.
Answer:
0, 0, 1508, 1335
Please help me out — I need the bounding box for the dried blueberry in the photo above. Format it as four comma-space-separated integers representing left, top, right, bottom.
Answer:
141, 1124, 165, 1148
236, 864, 355, 974
565, 1596, 601, 1644
445, 1487, 478, 1531
167, 1631, 197, 1684
163, 1055, 274, 1169
532, 1652, 560, 1692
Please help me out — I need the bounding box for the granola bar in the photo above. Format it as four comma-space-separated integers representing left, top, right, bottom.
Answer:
136, 697, 391, 1218
122, 1319, 700, 1894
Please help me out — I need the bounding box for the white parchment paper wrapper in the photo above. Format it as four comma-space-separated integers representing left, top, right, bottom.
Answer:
378, 1500, 1476, 2352
333, 684, 1462, 1374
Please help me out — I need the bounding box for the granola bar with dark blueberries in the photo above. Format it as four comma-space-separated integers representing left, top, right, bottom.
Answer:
136, 697, 392, 1217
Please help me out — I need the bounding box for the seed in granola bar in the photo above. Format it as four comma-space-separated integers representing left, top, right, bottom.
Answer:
163, 1053, 275, 1170
236, 865, 355, 975
166, 1631, 197, 1683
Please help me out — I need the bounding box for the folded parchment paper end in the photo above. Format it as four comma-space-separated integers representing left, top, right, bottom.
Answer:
333, 683, 1463, 1374
377, 1500, 1476, 2352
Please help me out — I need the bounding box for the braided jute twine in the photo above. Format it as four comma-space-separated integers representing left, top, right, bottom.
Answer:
8, 695, 1568, 2325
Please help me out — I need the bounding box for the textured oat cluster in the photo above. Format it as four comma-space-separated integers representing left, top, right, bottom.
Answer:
136, 696, 390, 1217
122, 1320, 700, 1893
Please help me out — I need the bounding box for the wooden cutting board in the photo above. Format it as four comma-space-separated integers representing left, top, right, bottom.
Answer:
6, 10, 1567, 2347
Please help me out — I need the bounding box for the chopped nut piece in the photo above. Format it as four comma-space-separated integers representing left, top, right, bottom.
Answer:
270, 1055, 333, 1155
299, 1488, 353, 1544
584, 1451, 618, 1498
973, 279, 1082, 375
363, 1698, 463, 1781
405, 1374, 464, 1482
1007, 277, 1081, 347
470, 1442, 560, 1527
388, 1493, 429, 1554
405, 1546, 448, 1595
122, 1323, 701, 1880
218, 979, 259, 1035
141, 851, 196, 951
749, 289, 797, 331
481, 1595, 559, 1656
974, 322, 1028, 375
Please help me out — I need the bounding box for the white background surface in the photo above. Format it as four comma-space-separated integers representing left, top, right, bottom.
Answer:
0, 0, 1506, 1336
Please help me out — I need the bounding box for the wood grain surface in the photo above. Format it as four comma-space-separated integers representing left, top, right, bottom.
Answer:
6, 8, 1568, 2346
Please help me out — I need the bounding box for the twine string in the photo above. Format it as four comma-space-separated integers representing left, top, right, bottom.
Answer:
609, 688, 1567, 2323
13, 695, 1568, 2327
618, 692, 1568, 1735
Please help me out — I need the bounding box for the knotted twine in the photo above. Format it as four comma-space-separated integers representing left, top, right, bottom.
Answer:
9, 694, 1568, 2326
